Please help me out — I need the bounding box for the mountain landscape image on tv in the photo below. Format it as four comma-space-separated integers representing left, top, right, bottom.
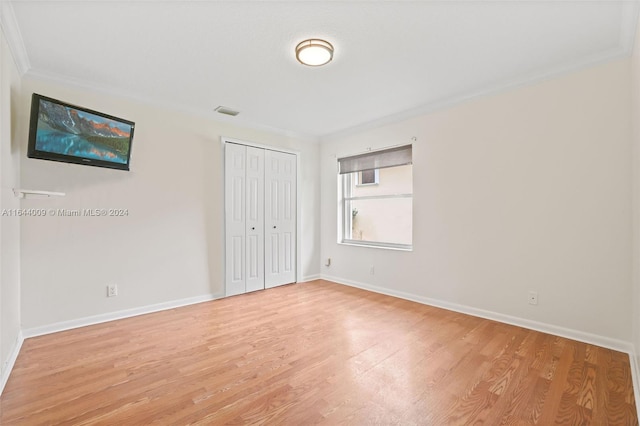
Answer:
28, 94, 134, 170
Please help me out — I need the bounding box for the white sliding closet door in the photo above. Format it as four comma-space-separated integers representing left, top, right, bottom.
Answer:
225, 142, 295, 296
264, 150, 297, 288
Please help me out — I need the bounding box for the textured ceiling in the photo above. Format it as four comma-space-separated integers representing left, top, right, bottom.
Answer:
2, 1, 638, 139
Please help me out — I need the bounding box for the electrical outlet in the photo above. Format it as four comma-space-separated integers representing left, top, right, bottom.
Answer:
107, 284, 118, 297
325, 258, 331, 267
370, 265, 375, 275
528, 291, 538, 305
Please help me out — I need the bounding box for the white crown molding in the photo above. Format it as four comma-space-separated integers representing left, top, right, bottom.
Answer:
22, 69, 320, 144
4, 1, 639, 143
321, 274, 634, 354
322, 2, 640, 141
620, 0, 640, 54
0, 1, 29, 75
323, 44, 632, 142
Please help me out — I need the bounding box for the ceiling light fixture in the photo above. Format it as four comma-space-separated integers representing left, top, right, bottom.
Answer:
295, 39, 334, 67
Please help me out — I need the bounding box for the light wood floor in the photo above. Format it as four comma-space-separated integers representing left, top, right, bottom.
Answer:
1, 280, 637, 425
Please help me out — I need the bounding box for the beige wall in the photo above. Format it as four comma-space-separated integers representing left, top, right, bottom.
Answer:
18, 77, 321, 329
0, 25, 22, 388
321, 58, 633, 344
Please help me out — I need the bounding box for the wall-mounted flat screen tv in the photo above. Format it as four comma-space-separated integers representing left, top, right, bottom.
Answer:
27, 93, 135, 171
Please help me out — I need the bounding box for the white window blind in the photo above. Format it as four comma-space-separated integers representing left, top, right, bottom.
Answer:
338, 145, 412, 175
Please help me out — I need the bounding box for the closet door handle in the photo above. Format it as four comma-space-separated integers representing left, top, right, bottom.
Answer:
251, 227, 255, 230
273, 226, 277, 229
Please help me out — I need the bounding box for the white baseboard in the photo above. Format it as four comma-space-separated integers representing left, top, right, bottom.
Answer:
321, 274, 633, 353
322, 274, 640, 419
0, 330, 24, 396
22, 293, 223, 338
9, 277, 640, 419
629, 348, 640, 422
300, 274, 321, 282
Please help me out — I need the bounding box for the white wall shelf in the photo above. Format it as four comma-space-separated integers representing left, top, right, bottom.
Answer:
13, 189, 66, 199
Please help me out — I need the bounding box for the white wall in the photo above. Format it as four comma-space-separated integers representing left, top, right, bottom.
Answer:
321, 59, 633, 343
19, 77, 320, 330
631, 13, 640, 378
0, 25, 22, 388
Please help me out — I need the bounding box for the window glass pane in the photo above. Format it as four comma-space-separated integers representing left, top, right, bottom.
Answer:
350, 164, 412, 197
341, 162, 413, 249
360, 169, 377, 185
347, 197, 412, 245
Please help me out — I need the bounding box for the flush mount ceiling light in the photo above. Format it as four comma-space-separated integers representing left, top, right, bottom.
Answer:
295, 39, 334, 67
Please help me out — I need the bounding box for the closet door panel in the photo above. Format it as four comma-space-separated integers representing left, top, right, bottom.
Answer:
245, 147, 265, 292
225, 143, 247, 296
265, 150, 297, 288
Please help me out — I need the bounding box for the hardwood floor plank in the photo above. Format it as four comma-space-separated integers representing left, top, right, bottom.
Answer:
1, 280, 636, 425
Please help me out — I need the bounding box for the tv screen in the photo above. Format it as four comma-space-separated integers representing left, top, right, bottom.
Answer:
27, 93, 135, 171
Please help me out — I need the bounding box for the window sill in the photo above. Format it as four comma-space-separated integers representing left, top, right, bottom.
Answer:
339, 240, 413, 252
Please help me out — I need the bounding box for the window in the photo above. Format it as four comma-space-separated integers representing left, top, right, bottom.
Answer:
356, 169, 379, 186
338, 145, 413, 250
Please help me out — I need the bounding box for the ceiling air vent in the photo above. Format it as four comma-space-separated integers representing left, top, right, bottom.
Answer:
215, 106, 240, 116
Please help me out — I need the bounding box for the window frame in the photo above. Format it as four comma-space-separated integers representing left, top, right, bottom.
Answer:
356, 169, 379, 186
340, 167, 413, 251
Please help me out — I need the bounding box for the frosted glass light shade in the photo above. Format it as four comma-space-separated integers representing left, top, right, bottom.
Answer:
295, 39, 334, 66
